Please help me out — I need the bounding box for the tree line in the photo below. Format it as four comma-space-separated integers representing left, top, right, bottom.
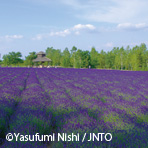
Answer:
1, 43, 148, 71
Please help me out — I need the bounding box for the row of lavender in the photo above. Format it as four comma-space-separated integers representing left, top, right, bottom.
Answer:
36, 69, 102, 147
0, 68, 148, 147
0, 68, 50, 147
47, 68, 148, 122
0, 68, 25, 88
36, 68, 148, 147
0, 68, 29, 145
44, 68, 148, 124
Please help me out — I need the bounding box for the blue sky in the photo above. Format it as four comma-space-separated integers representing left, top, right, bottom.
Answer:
0, 0, 148, 59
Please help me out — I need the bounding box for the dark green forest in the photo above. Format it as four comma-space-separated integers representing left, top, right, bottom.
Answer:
1, 43, 148, 71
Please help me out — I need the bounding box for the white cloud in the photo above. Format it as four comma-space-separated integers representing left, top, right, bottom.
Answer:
60, 0, 148, 24
0, 35, 24, 42
75, 31, 80, 35
49, 29, 71, 37
105, 42, 113, 48
117, 23, 148, 30
32, 24, 96, 40
5, 35, 23, 39
23, 0, 148, 24
32, 34, 43, 40
32, 29, 71, 40
73, 24, 96, 30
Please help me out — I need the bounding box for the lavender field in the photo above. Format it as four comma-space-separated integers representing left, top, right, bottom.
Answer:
0, 68, 148, 148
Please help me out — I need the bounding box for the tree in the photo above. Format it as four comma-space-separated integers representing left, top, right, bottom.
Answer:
1, 43, 148, 70
81, 51, 90, 68
105, 51, 115, 69
75, 49, 83, 68
61, 48, 71, 67
0, 60, 2, 65
98, 49, 106, 68
70, 46, 77, 68
113, 47, 121, 69
46, 47, 54, 66
119, 46, 125, 70
2, 55, 11, 66
90, 47, 98, 68
24, 52, 37, 66
124, 46, 131, 70
53, 49, 61, 66
46, 47, 61, 66
138, 43, 147, 70
145, 50, 148, 70
3, 52, 23, 66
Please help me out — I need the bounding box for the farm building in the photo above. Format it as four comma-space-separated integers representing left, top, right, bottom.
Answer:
32, 51, 51, 67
